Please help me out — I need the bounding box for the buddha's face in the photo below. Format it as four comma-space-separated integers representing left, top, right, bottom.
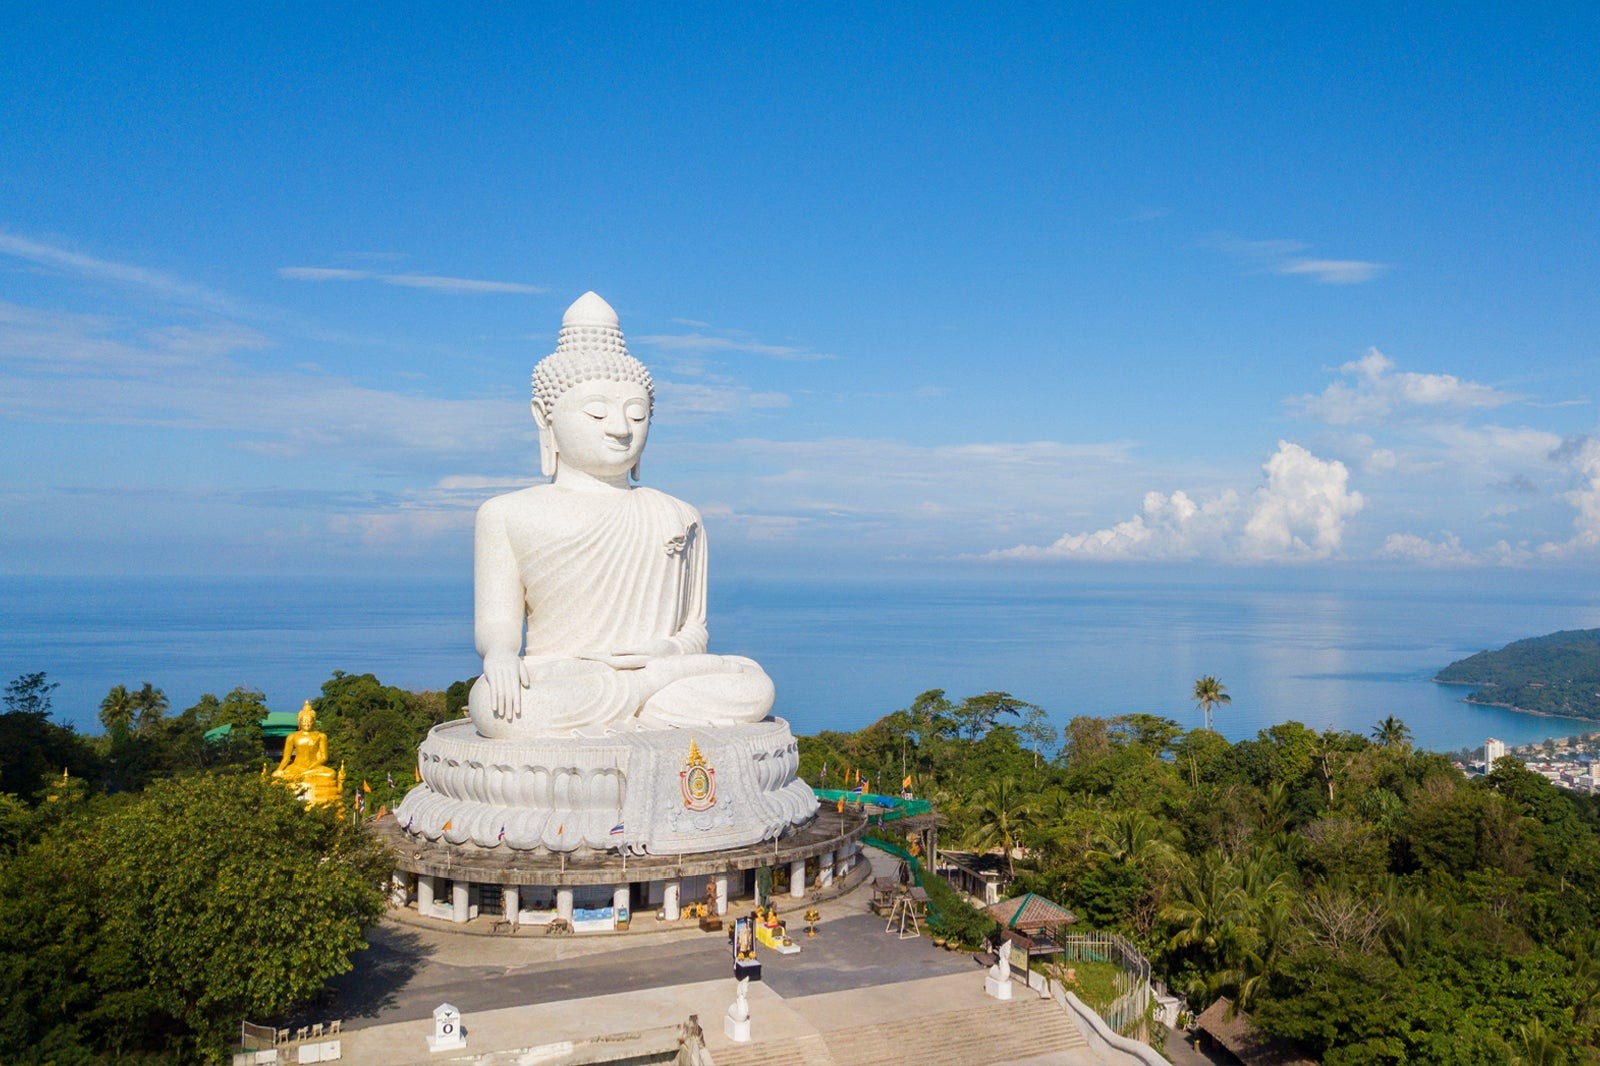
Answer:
545, 378, 651, 479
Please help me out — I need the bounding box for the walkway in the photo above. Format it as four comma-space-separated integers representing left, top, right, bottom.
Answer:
296, 850, 1115, 1065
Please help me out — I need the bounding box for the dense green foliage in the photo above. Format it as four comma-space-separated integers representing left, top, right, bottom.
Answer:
0, 673, 408, 1063
801, 689, 1600, 1065
1435, 628, 1600, 720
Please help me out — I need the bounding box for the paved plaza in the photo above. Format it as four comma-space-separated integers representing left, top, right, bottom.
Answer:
293, 852, 1117, 1064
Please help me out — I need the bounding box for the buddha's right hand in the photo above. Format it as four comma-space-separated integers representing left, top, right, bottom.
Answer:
481, 654, 530, 720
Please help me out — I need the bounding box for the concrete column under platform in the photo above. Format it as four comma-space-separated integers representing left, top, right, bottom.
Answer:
789, 859, 806, 898
557, 887, 574, 923
417, 874, 435, 911
714, 873, 728, 915
613, 885, 629, 918
503, 885, 519, 924
821, 851, 835, 888
663, 879, 680, 918
451, 880, 469, 924
389, 871, 409, 907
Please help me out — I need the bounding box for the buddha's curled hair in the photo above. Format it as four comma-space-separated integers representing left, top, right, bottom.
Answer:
531, 320, 655, 414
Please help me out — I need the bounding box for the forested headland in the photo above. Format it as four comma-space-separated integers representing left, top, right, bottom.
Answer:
4, 670, 1600, 1064
1435, 628, 1600, 720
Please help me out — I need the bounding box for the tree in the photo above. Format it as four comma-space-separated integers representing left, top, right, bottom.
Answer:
1372, 715, 1413, 749
0, 773, 391, 1061
99, 685, 136, 734
953, 691, 1030, 741
1019, 704, 1056, 767
1086, 808, 1178, 871
1063, 715, 1112, 771
2, 673, 57, 717
965, 776, 1031, 877
1193, 675, 1230, 732
131, 682, 169, 734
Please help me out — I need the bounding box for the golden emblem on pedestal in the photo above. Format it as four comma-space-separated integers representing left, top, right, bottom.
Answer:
679, 737, 717, 811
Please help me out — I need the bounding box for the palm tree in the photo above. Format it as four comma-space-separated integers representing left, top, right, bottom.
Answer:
132, 683, 168, 734
1087, 808, 1179, 871
966, 776, 1031, 878
1193, 676, 1230, 732
99, 684, 135, 733
1161, 851, 1251, 997
1370, 715, 1412, 749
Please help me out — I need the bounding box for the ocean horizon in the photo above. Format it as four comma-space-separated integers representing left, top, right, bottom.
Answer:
4, 571, 1599, 756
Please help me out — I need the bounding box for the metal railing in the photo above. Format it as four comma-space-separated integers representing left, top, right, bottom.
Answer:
1050, 931, 1153, 1039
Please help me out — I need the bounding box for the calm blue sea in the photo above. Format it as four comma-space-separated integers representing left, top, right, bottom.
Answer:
3, 573, 1600, 755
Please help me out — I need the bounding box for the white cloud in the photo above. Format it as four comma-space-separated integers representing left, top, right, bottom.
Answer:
655, 380, 791, 416
1379, 532, 1479, 566
0, 232, 240, 311
1214, 235, 1389, 285
988, 441, 1363, 562
1543, 436, 1600, 553
634, 327, 832, 361
1276, 259, 1387, 284
1292, 349, 1517, 425
277, 266, 545, 294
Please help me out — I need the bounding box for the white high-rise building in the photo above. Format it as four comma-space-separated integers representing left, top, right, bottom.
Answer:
1484, 737, 1507, 769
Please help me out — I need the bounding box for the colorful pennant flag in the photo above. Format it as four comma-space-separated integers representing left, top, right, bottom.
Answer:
441, 819, 453, 831
610, 822, 625, 837
497, 824, 507, 842
361, 779, 372, 793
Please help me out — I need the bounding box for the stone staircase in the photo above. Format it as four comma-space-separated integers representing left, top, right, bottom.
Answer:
713, 995, 1094, 1066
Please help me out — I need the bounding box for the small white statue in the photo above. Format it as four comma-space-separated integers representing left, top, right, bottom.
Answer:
985, 940, 1014, 1001
989, 940, 1013, 983
468, 292, 776, 738
724, 975, 752, 1042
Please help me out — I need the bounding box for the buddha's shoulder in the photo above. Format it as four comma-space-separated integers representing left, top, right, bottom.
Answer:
628, 486, 702, 522
475, 485, 557, 521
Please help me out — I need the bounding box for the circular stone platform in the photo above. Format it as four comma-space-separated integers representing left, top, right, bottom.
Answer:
376, 804, 870, 931
394, 717, 818, 855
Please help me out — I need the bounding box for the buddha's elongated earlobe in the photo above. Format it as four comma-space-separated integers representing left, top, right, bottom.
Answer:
532, 399, 558, 478
631, 459, 641, 483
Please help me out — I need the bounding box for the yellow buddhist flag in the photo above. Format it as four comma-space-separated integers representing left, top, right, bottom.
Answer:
902, 774, 913, 789
375, 805, 387, 818
441, 819, 453, 831
415, 765, 422, 782
836, 796, 845, 813
362, 779, 372, 793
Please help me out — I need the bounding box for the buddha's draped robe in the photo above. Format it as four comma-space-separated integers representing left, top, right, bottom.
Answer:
512, 487, 708, 661
471, 486, 771, 734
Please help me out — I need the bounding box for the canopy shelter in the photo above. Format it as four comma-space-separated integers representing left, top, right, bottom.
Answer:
985, 892, 1077, 968
1193, 997, 1318, 1066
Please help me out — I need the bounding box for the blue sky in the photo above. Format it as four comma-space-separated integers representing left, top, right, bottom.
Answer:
3, 5, 1597, 581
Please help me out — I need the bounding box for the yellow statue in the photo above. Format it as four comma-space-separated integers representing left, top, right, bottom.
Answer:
273, 701, 342, 805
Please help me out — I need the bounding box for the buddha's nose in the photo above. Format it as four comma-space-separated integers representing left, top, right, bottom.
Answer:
603, 410, 631, 439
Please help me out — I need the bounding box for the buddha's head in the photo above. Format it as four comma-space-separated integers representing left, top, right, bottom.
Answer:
531, 292, 655, 481
297, 700, 317, 732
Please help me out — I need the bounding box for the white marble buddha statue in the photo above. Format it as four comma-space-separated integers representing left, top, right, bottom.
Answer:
467, 292, 775, 739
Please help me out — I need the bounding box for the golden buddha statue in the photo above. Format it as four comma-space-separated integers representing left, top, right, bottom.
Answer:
273, 701, 342, 805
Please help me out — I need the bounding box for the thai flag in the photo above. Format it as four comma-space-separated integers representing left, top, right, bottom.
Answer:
820, 762, 827, 783
851, 781, 865, 795
610, 822, 625, 836
497, 824, 507, 842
